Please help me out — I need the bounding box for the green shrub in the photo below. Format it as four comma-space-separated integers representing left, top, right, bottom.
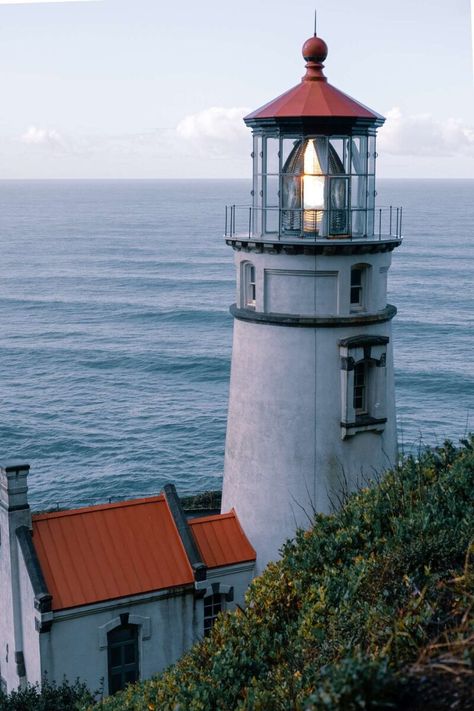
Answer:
0, 678, 94, 711
94, 438, 474, 710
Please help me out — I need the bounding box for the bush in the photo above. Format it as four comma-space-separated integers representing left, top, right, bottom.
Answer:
0, 678, 94, 711
94, 438, 474, 710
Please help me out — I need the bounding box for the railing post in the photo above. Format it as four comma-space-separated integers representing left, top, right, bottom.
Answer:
396, 208, 399, 238
225, 205, 228, 236
389, 205, 392, 236
399, 207, 403, 237
248, 207, 252, 239
378, 209, 382, 240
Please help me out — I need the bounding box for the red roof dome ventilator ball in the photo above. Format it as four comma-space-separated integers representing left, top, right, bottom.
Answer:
301, 35, 329, 82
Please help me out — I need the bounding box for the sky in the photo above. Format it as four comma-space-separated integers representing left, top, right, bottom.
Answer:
0, 0, 473, 178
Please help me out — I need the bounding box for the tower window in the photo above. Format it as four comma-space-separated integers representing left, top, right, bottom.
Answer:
339, 335, 389, 439
203, 593, 224, 636
353, 361, 368, 414
243, 262, 256, 309
350, 264, 369, 311
107, 624, 139, 694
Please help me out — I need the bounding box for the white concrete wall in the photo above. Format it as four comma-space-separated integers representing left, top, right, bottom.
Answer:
39, 589, 197, 696
17, 541, 41, 686
0, 507, 18, 692
36, 562, 255, 696
0, 467, 32, 692
223, 247, 398, 572
236, 251, 392, 316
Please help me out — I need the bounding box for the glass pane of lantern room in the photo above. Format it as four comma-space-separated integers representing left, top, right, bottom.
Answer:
329, 177, 349, 235
265, 175, 279, 207
350, 137, 367, 175
351, 176, 367, 209
368, 135, 376, 175
366, 209, 375, 237
265, 137, 280, 174
281, 175, 302, 234
352, 210, 366, 238
309, 137, 328, 174
264, 176, 279, 233
281, 138, 301, 172
253, 173, 263, 236
253, 135, 259, 179
367, 175, 376, 211
329, 138, 348, 173
253, 135, 262, 174
265, 208, 279, 233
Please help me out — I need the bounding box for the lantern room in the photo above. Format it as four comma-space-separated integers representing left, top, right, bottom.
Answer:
226, 34, 402, 242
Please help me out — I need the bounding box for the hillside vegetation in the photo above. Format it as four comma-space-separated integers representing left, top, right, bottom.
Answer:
93, 438, 474, 710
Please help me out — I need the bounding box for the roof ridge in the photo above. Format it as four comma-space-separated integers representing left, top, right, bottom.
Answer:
32, 494, 165, 521
188, 511, 236, 525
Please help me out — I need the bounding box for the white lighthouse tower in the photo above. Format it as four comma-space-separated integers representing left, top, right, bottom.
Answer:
221, 31, 402, 571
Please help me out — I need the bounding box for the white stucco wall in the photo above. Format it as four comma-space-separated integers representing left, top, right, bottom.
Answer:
17, 540, 41, 686
0, 502, 32, 692
0, 509, 18, 692
39, 587, 197, 696
223, 246, 398, 572
236, 251, 392, 315
35, 560, 255, 697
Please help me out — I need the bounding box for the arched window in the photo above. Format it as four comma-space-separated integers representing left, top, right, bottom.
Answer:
242, 262, 256, 309
350, 264, 370, 311
108, 624, 139, 694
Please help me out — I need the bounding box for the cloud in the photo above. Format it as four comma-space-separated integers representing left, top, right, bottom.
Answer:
378, 107, 474, 157
20, 125, 66, 149
176, 106, 250, 157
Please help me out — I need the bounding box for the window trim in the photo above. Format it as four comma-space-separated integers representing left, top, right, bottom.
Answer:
242, 261, 257, 310
339, 335, 388, 439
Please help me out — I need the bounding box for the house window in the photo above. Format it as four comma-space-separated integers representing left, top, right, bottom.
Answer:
350, 264, 369, 311
243, 262, 256, 309
203, 593, 224, 636
108, 624, 139, 694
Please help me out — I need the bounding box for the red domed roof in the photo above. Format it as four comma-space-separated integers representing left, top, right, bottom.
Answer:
244, 35, 384, 126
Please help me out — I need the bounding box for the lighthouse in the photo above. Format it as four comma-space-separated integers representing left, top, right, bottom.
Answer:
221, 31, 402, 571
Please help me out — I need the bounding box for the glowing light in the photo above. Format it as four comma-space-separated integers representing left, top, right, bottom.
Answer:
303, 140, 325, 232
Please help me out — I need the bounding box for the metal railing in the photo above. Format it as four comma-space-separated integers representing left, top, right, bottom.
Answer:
224, 205, 403, 242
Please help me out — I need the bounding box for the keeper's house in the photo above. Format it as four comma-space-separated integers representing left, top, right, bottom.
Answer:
0, 462, 255, 696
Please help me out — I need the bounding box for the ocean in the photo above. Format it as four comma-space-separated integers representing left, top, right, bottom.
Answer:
0, 179, 472, 510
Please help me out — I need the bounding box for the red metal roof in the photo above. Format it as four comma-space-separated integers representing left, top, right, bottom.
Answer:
189, 510, 256, 569
32, 496, 194, 611
245, 80, 383, 122
245, 35, 383, 123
